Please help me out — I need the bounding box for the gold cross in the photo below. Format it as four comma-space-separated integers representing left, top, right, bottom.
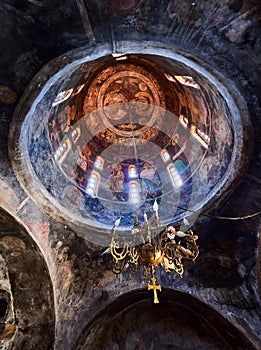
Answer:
148, 277, 161, 304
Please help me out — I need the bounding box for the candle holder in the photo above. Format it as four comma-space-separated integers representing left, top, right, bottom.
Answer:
109, 201, 199, 303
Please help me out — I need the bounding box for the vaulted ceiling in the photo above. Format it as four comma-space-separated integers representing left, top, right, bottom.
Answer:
0, 1, 260, 349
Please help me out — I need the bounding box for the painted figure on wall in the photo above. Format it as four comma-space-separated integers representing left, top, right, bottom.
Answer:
75, 145, 91, 189
49, 104, 76, 151
49, 119, 61, 151
140, 161, 161, 200
140, 161, 157, 183
57, 105, 71, 133
54, 104, 77, 137
107, 164, 125, 201
62, 185, 85, 213
64, 104, 76, 131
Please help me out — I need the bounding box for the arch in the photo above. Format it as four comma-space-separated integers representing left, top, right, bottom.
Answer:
73, 289, 256, 350
0, 207, 55, 349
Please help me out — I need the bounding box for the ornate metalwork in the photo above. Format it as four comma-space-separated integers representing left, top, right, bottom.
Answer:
109, 201, 199, 303
109, 241, 130, 264
159, 226, 199, 277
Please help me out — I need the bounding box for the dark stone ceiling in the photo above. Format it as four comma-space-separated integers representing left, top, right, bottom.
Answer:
0, 0, 260, 349
74, 289, 257, 350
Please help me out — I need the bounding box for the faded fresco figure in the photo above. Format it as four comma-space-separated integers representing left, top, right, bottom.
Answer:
140, 161, 161, 200
49, 119, 61, 151
62, 185, 85, 214
64, 104, 76, 132
75, 145, 91, 189
57, 105, 71, 133
140, 161, 157, 182
107, 164, 125, 201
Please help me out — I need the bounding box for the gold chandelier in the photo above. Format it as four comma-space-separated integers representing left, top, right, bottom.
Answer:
109, 201, 199, 303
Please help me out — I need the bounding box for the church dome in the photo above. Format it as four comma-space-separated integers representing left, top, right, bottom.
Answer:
10, 42, 251, 245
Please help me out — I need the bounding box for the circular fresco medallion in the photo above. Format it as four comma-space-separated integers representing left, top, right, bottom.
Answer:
84, 63, 166, 138
0, 86, 17, 104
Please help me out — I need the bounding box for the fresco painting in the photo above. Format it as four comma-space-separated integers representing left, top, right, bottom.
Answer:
28, 57, 234, 228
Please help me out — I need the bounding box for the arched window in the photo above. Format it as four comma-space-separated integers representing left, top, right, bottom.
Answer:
174, 75, 200, 89
72, 84, 85, 96
179, 114, 188, 128
161, 149, 171, 162
52, 88, 73, 106
71, 127, 81, 143
54, 138, 71, 164
128, 165, 137, 178
191, 125, 209, 149
86, 171, 100, 196
167, 164, 183, 189
129, 180, 140, 203
195, 128, 210, 148
94, 156, 104, 171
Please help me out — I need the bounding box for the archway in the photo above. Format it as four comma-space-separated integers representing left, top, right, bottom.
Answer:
73, 289, 256, 350
0, 207, 55, 349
